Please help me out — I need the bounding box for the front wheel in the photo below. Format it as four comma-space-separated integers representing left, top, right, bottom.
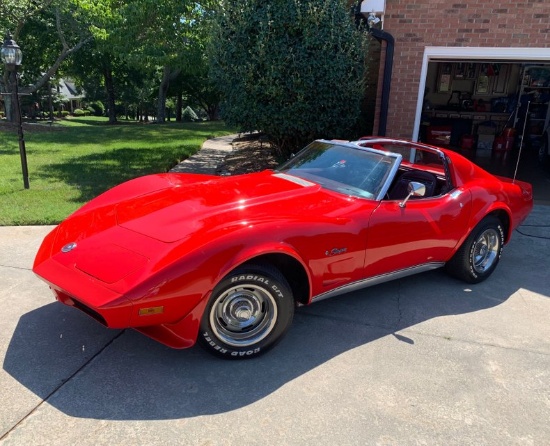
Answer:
445, 216, 504, 284
198, 264, 294, 359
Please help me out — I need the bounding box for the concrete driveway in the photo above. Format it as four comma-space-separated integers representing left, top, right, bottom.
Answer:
1, 207, 549, 446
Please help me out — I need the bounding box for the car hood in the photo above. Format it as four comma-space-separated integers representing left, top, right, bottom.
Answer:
115, 171, 338, 243
34, 170, 375, 300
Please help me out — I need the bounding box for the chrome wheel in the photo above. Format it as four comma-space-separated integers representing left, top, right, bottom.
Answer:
472, 228, 500, 274
446, 216, 504, 283
210, 284, 278, 347
199, 264, 294, 358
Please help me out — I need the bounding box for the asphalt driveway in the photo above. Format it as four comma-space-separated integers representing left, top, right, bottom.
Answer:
0, 206, 549, 445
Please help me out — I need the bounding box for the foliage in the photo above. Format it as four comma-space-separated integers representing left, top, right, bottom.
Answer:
88, 101, 105, 116
0, 118, 236, 225
1, 0, 223, 125
210, 0, 368, 156
0, 0, 110, 92
170, 59, 222, 121
108, 0, 220, 122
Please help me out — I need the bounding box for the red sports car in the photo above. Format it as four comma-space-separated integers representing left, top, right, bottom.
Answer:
33, 138, 533, 358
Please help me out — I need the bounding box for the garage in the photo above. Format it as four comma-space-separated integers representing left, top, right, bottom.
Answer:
412, 48, 550, 204
355, 0, 549, 204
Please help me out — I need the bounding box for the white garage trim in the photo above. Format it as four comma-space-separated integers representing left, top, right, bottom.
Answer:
412, 47, 550, 141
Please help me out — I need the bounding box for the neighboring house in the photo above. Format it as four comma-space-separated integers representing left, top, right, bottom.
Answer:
357, 0, 549, 156
56, 78, 84, 113
0, 78, 83, 118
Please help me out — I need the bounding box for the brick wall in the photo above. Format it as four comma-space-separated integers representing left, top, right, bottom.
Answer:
375, 0, 550, 138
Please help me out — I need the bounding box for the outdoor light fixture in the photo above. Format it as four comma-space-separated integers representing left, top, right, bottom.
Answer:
2, 33, 29, 189
359, 0, 385, 28
1, 35, 22, 67
367, 12, 381, 28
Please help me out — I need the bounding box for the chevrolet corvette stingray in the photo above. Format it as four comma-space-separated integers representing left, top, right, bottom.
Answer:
33, 138, 533, 358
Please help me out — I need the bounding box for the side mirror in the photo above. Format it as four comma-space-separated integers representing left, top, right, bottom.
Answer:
399, 181, 426, 208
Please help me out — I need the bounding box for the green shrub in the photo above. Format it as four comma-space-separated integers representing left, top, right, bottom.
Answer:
73, 108, 85, 116
210, 0, 368, 156
60, 111, 70, 117
89, 101, 105, 116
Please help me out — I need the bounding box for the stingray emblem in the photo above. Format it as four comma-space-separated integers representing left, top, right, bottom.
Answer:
325, 247, 347, 256
61, 242, 78, 253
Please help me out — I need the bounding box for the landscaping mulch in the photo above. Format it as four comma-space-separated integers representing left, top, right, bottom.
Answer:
216, 134, 281, 175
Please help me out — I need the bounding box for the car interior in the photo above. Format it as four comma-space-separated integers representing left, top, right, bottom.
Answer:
360, 140, 452, 200
387, 169, 438, 200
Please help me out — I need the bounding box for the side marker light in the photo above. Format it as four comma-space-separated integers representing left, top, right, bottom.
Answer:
139, 306, 164, 316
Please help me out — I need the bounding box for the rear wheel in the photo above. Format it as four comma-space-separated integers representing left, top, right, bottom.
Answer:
445, 216, 504, 283
198, 264, 294, 359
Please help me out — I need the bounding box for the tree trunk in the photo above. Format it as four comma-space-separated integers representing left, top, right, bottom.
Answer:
103, 65, 117, 124
2, 72, 15, 122
176, 91, 183, 122
156, 66, 181, 123
156, 67, 170, 123
207, 103, 220, 121
48, 81, 54, 121
4, 93, 14, 122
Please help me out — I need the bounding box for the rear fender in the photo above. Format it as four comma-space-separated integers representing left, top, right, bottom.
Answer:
469, 202, 513, 243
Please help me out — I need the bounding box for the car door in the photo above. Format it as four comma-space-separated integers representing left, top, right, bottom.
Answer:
364, 187, 472, 277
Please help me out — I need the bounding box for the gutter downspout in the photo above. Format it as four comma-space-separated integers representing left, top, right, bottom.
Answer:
369, 28, 394, 136
354, 4, 394, 136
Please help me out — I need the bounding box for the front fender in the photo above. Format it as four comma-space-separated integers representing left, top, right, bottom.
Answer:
132, 296, 210, 349
130, 241, 311, 349
216, 241, 312, 289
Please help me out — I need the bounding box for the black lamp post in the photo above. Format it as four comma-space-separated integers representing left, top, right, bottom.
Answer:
2, 34, 29, 189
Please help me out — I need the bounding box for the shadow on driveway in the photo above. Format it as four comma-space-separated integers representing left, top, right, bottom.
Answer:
4, 263, 531, 421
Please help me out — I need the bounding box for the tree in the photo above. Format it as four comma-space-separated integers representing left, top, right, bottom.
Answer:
210, 0, 368, 156
1, 0, 221, 124
0, 0, 109, 120
169, 49, 222, 121
110, 0, 219, 123
0, 0, 105, 92
66, 42, 117, 123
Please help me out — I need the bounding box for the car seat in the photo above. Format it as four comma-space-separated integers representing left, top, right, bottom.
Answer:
388, 170, 437, 200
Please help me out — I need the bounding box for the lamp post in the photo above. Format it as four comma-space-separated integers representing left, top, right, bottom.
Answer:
2, 34, 29, 189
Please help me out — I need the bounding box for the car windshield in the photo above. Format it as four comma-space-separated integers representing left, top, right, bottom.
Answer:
277, 141, 401, 199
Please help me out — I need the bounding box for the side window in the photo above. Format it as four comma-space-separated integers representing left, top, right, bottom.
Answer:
361, 141, 452, 200
387, 169, 439, 200
413, 148, 445, 170
386, 149, 449, 200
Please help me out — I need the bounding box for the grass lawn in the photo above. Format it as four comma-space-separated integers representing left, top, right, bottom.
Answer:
0, 117, 235, 225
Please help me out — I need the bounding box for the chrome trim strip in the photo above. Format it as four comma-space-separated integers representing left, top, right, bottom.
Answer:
311, 262, 445, 303
374, 156, 403, 201
272, 173, 316, 187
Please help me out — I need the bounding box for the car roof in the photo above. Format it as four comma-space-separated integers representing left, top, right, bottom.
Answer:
316, 138, 402, 160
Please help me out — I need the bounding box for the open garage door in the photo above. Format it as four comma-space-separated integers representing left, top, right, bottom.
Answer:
414, 48, 550, 204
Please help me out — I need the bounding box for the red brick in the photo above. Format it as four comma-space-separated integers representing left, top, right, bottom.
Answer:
368, 0, 550, 137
